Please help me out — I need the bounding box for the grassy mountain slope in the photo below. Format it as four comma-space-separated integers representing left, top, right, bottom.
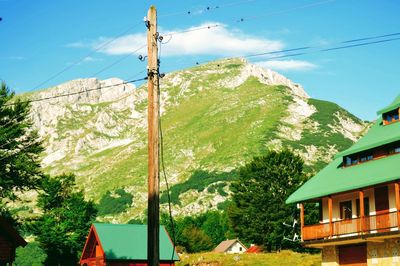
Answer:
23, 58, 367, 221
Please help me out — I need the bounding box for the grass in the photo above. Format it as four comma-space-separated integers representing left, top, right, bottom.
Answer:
176, 250, 321, 266
32, 58, 366, 218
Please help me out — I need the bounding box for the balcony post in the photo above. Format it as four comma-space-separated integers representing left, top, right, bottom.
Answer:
300, 203, 304, 241
359, 190, 364, 233
395, 182, 400, 228
328, 196, 333, 237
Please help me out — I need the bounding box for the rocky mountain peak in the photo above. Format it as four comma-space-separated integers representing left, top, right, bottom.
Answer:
19, 58, 367, 221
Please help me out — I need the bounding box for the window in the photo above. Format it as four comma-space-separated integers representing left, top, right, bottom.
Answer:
340, 201, 352, 220
356, 197, 370, 217
360, 154, 373, 162
345, 157, 352, 166
239, 247, 242, 251
383, 109, 400, 124
318, 199, 323, 222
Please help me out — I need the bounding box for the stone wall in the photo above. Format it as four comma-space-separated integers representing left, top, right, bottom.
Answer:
367, 237, 400, 266
321, 237, 400, 266
322, 246, 339, 266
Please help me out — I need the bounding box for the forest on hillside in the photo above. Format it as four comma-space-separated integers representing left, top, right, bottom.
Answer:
1, 82, 319, 265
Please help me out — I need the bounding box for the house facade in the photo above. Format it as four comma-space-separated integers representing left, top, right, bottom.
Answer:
80, 223, 179, 266
213, 239, 247, 254
286, 95, 400, 266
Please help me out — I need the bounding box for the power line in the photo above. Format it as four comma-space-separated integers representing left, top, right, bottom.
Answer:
159, 0, 258, 18
0, 139, 42, 163
235, 0, 334, 23
5, 77, 146, 106
161, 31, 400, 72
91, 44, 147, 77
162, 24, 220, 37
0, 70, 147, 132
31, 22, 143, 91
159, 118, 176, 265
158, 36, 176, 266
321, 36, 400, 52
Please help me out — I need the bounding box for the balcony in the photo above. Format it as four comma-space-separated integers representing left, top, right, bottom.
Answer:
303, 210, 400, 242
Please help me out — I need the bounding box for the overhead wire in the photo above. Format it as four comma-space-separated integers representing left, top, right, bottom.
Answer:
31, 21, 144, 91
25, 0, 264, 93
0, 138, 42, 163
157, 36, 177, 266
0, 69, 147, 135
235, 0, 335, 23
91, 44, 147, 77
158, 0, 258, 18
159, 30, 400, 73
4, 77, 146, 107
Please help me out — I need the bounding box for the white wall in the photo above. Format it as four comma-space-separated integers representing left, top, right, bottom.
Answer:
226, 242, 247, 254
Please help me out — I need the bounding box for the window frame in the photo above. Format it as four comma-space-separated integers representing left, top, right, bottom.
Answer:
339, 200, 352, 220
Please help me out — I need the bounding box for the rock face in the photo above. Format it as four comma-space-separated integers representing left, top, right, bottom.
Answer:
29, 78, 146, 168
25, 58, 367, 221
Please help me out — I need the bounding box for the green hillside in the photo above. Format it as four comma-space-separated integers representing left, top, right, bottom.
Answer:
23, 58, 367, 221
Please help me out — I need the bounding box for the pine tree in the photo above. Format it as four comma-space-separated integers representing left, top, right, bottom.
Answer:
30, 174, 97, 266
228, 150, 305, 251
0, 82, 44, 200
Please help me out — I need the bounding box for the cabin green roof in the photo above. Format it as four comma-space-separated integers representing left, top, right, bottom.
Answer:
287, 94, 400, 204
377, 94, 400, 115
335, 117, 400, 158
286, 153, 400, 204
93, 223, 179, 261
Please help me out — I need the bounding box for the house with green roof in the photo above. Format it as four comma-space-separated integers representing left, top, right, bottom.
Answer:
79, 223, 179, 266
286, 95, 400, 266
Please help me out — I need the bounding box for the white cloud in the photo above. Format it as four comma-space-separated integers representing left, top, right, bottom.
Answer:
9, 56, 25, 60
73, 22, 284, 57
256, 60, 317, 71
65, 41, 86, 48
93, 34, 146, 55
82, 56, 102, 62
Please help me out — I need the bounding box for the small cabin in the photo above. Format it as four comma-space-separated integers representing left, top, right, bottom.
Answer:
0, 216, 27, 266
80, 223, 179, 266
213, 239, 247, 254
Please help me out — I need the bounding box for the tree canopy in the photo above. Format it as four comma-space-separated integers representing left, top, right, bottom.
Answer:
228, 150, 306, 251
30, 174, 97, 266
0, 82, 43, 200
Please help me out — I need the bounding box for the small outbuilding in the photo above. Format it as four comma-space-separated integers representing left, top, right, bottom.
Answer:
80, 223, 179, 266
0, 216, 27, 265
213, 239, 247, 254
245, 244, 263, 253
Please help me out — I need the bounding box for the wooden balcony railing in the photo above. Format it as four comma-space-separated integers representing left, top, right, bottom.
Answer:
303, 211, 399, 241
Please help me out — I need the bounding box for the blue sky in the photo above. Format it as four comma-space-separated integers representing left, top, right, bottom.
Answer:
0, 0, 399, 121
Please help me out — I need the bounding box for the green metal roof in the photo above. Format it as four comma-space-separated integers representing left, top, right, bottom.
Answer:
286, 153, 400, 204
335, 117, 400, 159
377, 94, 400, 115
93, 223, 179, 261
287, 94, 400, 204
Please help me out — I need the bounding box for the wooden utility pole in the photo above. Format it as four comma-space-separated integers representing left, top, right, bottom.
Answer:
147, 5, 160, 266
